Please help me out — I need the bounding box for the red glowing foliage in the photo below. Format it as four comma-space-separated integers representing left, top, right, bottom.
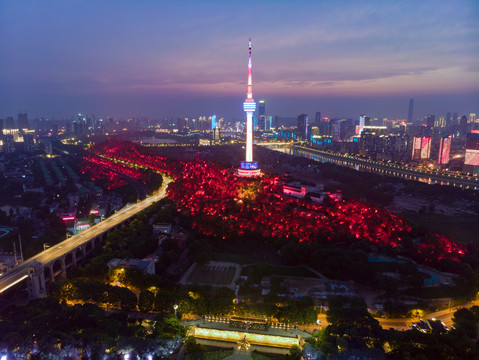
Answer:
84, 141, 467, 263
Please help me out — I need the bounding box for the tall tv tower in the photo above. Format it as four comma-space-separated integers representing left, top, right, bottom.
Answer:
237, 39, 261, 177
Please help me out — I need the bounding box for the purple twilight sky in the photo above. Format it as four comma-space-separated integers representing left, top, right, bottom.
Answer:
0, 0, 478, 121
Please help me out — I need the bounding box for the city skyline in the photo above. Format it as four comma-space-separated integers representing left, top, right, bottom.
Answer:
0, 0, 478, 120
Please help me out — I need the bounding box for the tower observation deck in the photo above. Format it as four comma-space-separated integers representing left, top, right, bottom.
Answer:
237, 39, 262, 177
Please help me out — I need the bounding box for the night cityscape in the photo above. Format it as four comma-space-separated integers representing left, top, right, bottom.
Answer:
0, 1, 479, 359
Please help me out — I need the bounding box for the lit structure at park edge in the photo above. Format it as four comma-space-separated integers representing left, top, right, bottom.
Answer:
237, 39, 261, 177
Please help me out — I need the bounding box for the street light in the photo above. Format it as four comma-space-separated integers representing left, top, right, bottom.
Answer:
173, 304, 178, 318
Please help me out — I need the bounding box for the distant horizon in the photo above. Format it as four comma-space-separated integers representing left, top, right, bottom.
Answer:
1, 0, 478, 122
1, 92, 477, 123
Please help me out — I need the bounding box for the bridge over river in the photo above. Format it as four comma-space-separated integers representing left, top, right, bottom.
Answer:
261, 144, 479, 191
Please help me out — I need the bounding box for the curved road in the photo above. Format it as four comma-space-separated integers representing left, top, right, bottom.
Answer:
0, 177, 172, 295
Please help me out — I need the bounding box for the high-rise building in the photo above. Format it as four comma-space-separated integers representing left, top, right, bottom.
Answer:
446, 112, 452, 127
310, 126, 320, 137
331, 119, 341, 141
436, 116, 446, 128
459, 115, 468, 134
265, 116, 272, 131
425, 115, 435, 136
237, 39, 261, 177
18, 113, 28, 130
4, 117, 14, 130
211, 115, 217, 130
297, 114, 309, 140
319, 117, 330, 136
258, 100, 266, 131
453, 112, 458, 125
426, 115, 435, 128
2, 134, 15, 153
438, 136, 452, 164
408, 98, 414, 123
359, 114, 370, 135
23, 133, 35, 153
212, 126, 220, 144
315, 112, 322, 127
464, 132, 479, 166
412, 136, 431, 160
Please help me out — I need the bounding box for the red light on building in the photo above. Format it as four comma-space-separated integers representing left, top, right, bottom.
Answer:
412, 136, 431, 160
90, 210, 99, 215
412, 136, 422, 160
465, 133, 479, 166
438, 136, 451, 164
62, 216, 75, 221
465, 149, 479, 166
421, 137, 431, 159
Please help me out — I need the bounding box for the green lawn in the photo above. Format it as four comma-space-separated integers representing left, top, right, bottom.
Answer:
206, 252, 256, 264
251, 353, 273, 360
403, 212, 478, 244
186, 350, 234, 360
241, 263, 319, 283
187, 264, 236, 285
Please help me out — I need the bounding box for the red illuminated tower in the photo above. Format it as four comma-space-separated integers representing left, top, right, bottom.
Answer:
237, 39, 261, 177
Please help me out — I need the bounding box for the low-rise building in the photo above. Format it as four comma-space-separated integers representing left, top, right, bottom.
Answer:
107, 257, 156, 275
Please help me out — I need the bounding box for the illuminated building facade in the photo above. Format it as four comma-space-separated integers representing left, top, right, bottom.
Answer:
420, 137, 432, 159
412, 136, 431, 160
258, 100, 266, 131
359, 114, 370, 135
438, 135, 452, 165
297, 114, 309, 140
237, 39, 261, 177
464, 132, 479, 171
211, 115, 217, 130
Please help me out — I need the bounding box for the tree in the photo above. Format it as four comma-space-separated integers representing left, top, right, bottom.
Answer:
326, 296, 383, 352
139, 290, 155, 313
154, 314, 186, 339
289, 345, 302, 360
184, 335, 205, 353
117, 287, 138, 311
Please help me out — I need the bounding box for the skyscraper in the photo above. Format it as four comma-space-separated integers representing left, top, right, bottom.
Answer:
211, 115, 217, 130
258, 100, 266, 131
425, 115, 435, 136
4, 117, 14, 130
237, 39, 261, 177
464, 132, 479, 175
18, 113, 29, 130
408, 98, 414, 123
438, 136, 452, 165
412, 136, 431, 160
446, 112, 452, 127
315, 112, 322, 127
297, 114, 309, 140
426, 115, 435, 128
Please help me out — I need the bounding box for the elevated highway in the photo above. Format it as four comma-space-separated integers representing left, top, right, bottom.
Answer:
0, 178, 171, 299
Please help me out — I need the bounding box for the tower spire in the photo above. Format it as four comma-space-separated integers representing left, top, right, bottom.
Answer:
237, 39, 261, 177
246, 38, 253, 100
